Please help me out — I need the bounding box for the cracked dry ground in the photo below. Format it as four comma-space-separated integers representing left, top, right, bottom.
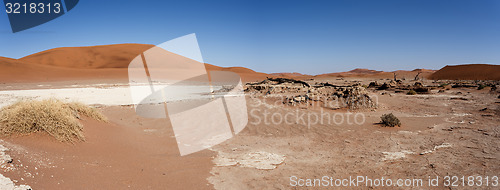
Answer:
208, 88, 499, 189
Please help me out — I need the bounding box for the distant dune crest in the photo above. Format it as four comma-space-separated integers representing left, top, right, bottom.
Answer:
429, 64, 500, 80
4, 44, 498, 82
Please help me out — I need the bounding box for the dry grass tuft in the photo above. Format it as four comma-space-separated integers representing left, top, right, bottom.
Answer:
0, 99, 107, 142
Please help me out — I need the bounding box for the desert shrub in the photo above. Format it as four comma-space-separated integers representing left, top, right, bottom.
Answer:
0, 99, 107, 142
362, 84, 368, 88
477, 84, 486, 90
438, 83, 448, 88
380, 113, 401, 127
407, 90, 417, 95
377, 83, 390, 90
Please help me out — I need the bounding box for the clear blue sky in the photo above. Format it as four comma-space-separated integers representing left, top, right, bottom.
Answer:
1, 0, 499, 74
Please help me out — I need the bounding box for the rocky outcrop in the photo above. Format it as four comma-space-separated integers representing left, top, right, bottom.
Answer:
246, 78, 377, 110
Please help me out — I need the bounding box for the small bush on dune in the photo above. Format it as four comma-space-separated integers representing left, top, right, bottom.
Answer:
407, 90, 417, 95
0, 99, 107, 142
380, 113, 401, 127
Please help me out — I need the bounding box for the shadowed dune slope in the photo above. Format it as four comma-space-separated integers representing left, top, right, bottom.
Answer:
429, 64, 500, 80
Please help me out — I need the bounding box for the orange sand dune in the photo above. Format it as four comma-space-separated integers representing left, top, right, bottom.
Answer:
345, 68, 384, 75
316, 68, 434, 80
7, 43, 331, 82
204, 63, 269, 82
429, 64, 500, 80
392, 69, 435, 80
17, 43, 266, 78
19, 44, 155, 69
270, 72, 314, 79
1, 44, 445, 83
1, 44, 270, 83
316, 68, 384, 78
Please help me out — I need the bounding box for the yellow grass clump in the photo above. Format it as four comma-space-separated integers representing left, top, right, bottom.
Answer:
0, 99, 107, 142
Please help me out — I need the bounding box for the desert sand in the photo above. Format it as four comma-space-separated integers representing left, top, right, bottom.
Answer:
0, 44, 499, 189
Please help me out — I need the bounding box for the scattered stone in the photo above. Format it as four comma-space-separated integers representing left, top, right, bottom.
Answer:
388, 80, 397, 87
381, 151, 414, 161
292, 95, 308, 102
420, 143, 452, 155
0, 145, 13, 165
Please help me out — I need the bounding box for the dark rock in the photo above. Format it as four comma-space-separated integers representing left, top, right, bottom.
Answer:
414, 87, 429, 93
377, 83, 390, 90
368, 81, 379, 88
256, 78, 311, 87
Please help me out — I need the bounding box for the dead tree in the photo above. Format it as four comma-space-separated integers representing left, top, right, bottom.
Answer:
414, 72, 422, 81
